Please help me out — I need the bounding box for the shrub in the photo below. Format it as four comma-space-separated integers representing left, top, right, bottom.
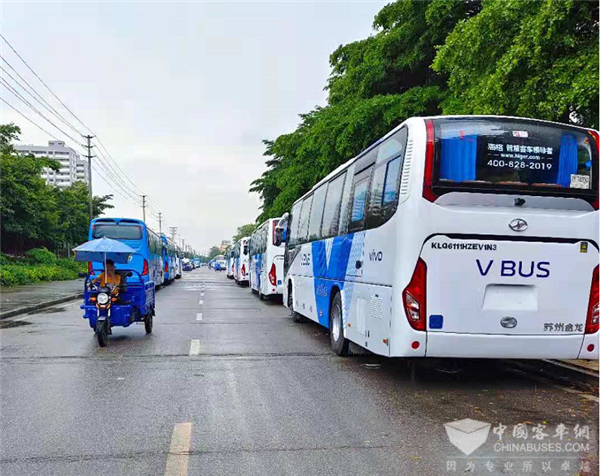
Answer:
25, 247, 57, 265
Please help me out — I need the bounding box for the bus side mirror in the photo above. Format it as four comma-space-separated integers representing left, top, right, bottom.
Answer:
274, 212, 289, 246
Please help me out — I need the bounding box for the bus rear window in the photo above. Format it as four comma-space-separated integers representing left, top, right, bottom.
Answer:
93, 224, 142, 240
432, 118, 597, 198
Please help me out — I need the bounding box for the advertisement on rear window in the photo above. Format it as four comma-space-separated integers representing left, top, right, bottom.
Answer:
436, 119, 596, 191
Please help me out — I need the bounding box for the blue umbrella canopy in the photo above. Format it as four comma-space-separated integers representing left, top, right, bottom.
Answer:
73, 237, 137, 264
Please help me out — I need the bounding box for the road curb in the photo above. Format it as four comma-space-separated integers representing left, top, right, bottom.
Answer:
504, 359, 598, 390
0, 293, 83, 320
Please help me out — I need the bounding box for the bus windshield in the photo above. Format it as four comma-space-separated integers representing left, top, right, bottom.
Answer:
92, 224, 143, 240
432, 118, 598, 201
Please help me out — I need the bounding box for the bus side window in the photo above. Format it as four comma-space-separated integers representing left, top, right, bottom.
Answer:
288, 201, 303, 247
308, 184, 328, 242
296, 195, 313, 245
366, 127, 408, 229
339, 164, 356, 235
348, 166, 373, 233
321, 172, 346, 239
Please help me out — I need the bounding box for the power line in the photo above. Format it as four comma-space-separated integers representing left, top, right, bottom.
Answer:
0, 97, 60, 140
0, 78, 86, 147
0, 60, 84, 137
1, 33, 93, 136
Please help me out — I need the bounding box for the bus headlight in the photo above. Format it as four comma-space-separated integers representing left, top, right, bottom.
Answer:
97, 293, 110, 305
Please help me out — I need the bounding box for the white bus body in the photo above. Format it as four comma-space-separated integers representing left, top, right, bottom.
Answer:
282, 115, 599, 360
249, 218, 285, 299
233, 237, 250, 285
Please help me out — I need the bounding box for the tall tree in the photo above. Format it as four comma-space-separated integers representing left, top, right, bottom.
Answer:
432, 0, 599, 128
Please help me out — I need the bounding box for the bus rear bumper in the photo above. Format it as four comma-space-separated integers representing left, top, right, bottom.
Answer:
424, 332, 597, 360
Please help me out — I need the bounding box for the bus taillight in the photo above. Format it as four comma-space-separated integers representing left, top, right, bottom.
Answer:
88, 262, 95, 275
241, 264, 246, 276
142, 259, 149, 276
164, 261, 169, 272
422, 120, 437, 203
585, 265, 599, 334
403, 258, 427, 331
269, 263, 277, 286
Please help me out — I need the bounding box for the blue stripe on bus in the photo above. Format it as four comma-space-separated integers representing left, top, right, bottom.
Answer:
311, 234, 355, 326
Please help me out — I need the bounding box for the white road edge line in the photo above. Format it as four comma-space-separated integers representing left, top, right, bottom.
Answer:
196, 313, 202, 321
189, 339, 201, 356
198, 300, 204, 305
164, 422, 192, 476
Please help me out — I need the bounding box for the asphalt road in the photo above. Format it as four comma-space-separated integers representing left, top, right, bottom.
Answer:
1, 268, 598, 476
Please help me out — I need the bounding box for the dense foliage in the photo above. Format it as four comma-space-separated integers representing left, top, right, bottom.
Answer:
250, 0, 598, 221
232, 223, 257, 243
0, 124, 114, 255
0, 248, 86, 286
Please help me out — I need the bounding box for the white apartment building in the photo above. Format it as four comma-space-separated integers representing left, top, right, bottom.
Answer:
15, 140, 89, 189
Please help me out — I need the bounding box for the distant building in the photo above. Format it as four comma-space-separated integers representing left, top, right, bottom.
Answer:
219, 240, 231, 252
15, 140, 89, 189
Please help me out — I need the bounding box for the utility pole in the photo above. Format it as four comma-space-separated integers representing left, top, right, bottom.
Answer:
141, 195, 147, 223
182, 238, 185, 253
84, 135, 95, 222
158, 212, 162, 234
169, 226, 177, 241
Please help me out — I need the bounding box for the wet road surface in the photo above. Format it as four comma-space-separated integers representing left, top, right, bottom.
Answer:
1, 268, 598, 476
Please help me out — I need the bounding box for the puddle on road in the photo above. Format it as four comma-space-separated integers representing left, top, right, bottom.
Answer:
0, 320, 32, 329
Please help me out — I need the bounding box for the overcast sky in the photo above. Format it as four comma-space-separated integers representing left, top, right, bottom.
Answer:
1, 1, 386, 254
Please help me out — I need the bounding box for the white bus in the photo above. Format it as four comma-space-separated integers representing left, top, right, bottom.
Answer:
225, 247, 234, 279
233, 237, 250, 285
249, 218, 285, 299
278, 115, 599, 359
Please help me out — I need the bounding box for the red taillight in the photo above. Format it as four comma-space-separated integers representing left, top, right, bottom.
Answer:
269, 263, 277, 286
403, 258, 427, 331
88, 262, 95, 275
164, 261, 169, 272
142, 259, 149, 276
422, 120, 437, 203
585, 265, 599, 334
241, 264, 246, 276
589, 130, 599, 210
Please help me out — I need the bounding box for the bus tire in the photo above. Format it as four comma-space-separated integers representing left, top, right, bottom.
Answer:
329, 291, 349, 356
96, 321, 108, 347
289, 284, 306, 323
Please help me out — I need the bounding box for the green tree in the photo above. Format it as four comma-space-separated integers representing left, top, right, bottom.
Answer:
207, 246, 221, 259
232, 223, 257, 243
432, 0, 599, 128
1, 123, 113, 253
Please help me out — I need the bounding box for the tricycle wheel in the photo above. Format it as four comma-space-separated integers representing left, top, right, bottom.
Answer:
144, 313, 153, 334
96, 321, 108, 347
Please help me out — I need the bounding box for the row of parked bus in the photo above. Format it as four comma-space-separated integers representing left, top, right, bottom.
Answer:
226, 115, 599, 362
88, 217, 196, 286
225, 219, 284, 300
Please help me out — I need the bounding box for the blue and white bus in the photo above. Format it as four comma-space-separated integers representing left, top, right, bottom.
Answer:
161, 234, 177, 284
89, 218, 164, 285
225, 247, 234, 279
279, 116, 599, 360
249, 218, 284, 299
233, 237, 250, 285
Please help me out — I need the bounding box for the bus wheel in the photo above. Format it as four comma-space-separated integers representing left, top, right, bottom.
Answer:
329, 292, 349, 356
289, 285, 306, 323
96, 321, 108, 347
